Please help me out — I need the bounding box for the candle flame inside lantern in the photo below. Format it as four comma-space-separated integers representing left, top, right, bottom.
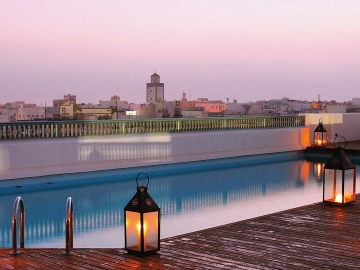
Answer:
335, 193, 343, 203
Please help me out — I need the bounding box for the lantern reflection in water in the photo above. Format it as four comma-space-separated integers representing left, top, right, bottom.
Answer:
313, 162, 325, 181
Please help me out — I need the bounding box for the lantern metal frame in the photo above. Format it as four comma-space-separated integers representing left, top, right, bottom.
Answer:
124, 172, 160, 255
313, 118, 327, 147
322, 135, 356, 205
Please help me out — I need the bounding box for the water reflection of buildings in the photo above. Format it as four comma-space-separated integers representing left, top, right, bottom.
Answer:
78, 140, 172, 162
0, 156, 326, 247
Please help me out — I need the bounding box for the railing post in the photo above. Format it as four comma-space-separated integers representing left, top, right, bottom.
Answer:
63, 197, 74, 255
10, 196, 25, 255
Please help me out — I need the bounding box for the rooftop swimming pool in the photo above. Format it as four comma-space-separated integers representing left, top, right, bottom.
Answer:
0, 151, 359, 248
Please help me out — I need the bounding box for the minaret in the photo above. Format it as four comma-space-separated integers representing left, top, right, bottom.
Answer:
146, 73, 164, 103
181, 92, 187, 101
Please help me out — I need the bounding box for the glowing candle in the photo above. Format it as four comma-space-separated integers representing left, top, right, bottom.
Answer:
335, 193, 343, 203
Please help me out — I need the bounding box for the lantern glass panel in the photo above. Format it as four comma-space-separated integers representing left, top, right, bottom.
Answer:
125, 211, 141, 252
323, 169, 342, 203
344, 169, 356, 202
143, 211, 159, 252
314, 132, 327, 146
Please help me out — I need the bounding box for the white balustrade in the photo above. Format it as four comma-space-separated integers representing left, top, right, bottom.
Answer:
0, 116, 305, 140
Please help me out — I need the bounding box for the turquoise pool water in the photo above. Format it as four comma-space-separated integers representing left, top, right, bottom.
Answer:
0, 151, 359, 248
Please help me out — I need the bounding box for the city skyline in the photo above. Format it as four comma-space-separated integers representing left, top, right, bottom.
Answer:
1, 1, 359, 105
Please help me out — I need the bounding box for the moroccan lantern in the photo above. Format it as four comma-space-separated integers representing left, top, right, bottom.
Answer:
313, 118, 327, 147
323, 146, 356, 204
124, 172, 160, 255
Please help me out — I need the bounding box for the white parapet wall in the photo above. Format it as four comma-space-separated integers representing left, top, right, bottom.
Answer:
0, 126, 310, 180
1, 112, 360, 181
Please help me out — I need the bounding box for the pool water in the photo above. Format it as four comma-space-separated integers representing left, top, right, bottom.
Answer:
0, 151, 359, 248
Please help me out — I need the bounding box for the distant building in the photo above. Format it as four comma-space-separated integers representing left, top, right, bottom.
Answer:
17, 106, 45, 121
181, 92, 187, 102
146, 73, 164, 103
326, 105, 347, 113
352, 98, 360, 106
60, 102, 76, 119
0, 108, 10, 122
194, 98, 227, 113
60, 101, 113, 120
99, 95, 130, 111
180, 100, 196, 108
225, 100, 245, 116
53, 99, 67, 119
64, 94, 76, 103
0, 101, 45, 122
181, 107, 206, 118
249, 104, 263, 115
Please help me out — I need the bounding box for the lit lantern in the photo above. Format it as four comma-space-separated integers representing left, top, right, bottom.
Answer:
323, 146, 356, 204
313, 118, 327, 147
124, 172, 160, 255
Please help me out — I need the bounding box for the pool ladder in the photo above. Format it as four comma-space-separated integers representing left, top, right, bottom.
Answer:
63, 197, 74, 255
10, 196, 74, 255
10, 196, 25, 255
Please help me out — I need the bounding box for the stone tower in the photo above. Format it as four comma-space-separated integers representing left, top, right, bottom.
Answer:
146, 73, 164, 103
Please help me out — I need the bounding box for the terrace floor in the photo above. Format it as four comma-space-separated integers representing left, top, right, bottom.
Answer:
1, 198, 360, 269
305, 140, 360, 156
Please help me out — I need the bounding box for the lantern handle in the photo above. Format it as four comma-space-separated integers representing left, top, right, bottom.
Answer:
136, 172, 150, 188
334, 134, 347, 149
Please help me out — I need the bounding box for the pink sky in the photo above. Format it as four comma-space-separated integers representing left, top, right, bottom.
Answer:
1, 0, 359, 105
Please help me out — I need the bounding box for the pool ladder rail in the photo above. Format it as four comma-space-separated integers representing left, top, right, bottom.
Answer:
10, 196, 25, 255
63, 196, 74, 255
10, 196, 74, 255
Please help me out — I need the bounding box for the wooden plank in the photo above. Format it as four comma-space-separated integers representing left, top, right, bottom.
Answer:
1, 199, 360, 268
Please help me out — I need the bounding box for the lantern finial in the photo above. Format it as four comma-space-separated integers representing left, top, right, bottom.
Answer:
136, 172, 150, 192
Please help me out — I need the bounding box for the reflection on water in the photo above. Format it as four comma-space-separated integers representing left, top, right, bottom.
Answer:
78, 142, 171, 161
0, 152, 359, 248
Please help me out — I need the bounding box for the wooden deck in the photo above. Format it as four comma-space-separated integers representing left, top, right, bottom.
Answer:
1, 198, 360, 269
305, 140, 360, 157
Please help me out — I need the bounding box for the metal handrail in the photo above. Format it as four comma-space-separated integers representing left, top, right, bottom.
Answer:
11, 196, 25, 255
334, 133, 347, 149
63, 197, 74, 255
